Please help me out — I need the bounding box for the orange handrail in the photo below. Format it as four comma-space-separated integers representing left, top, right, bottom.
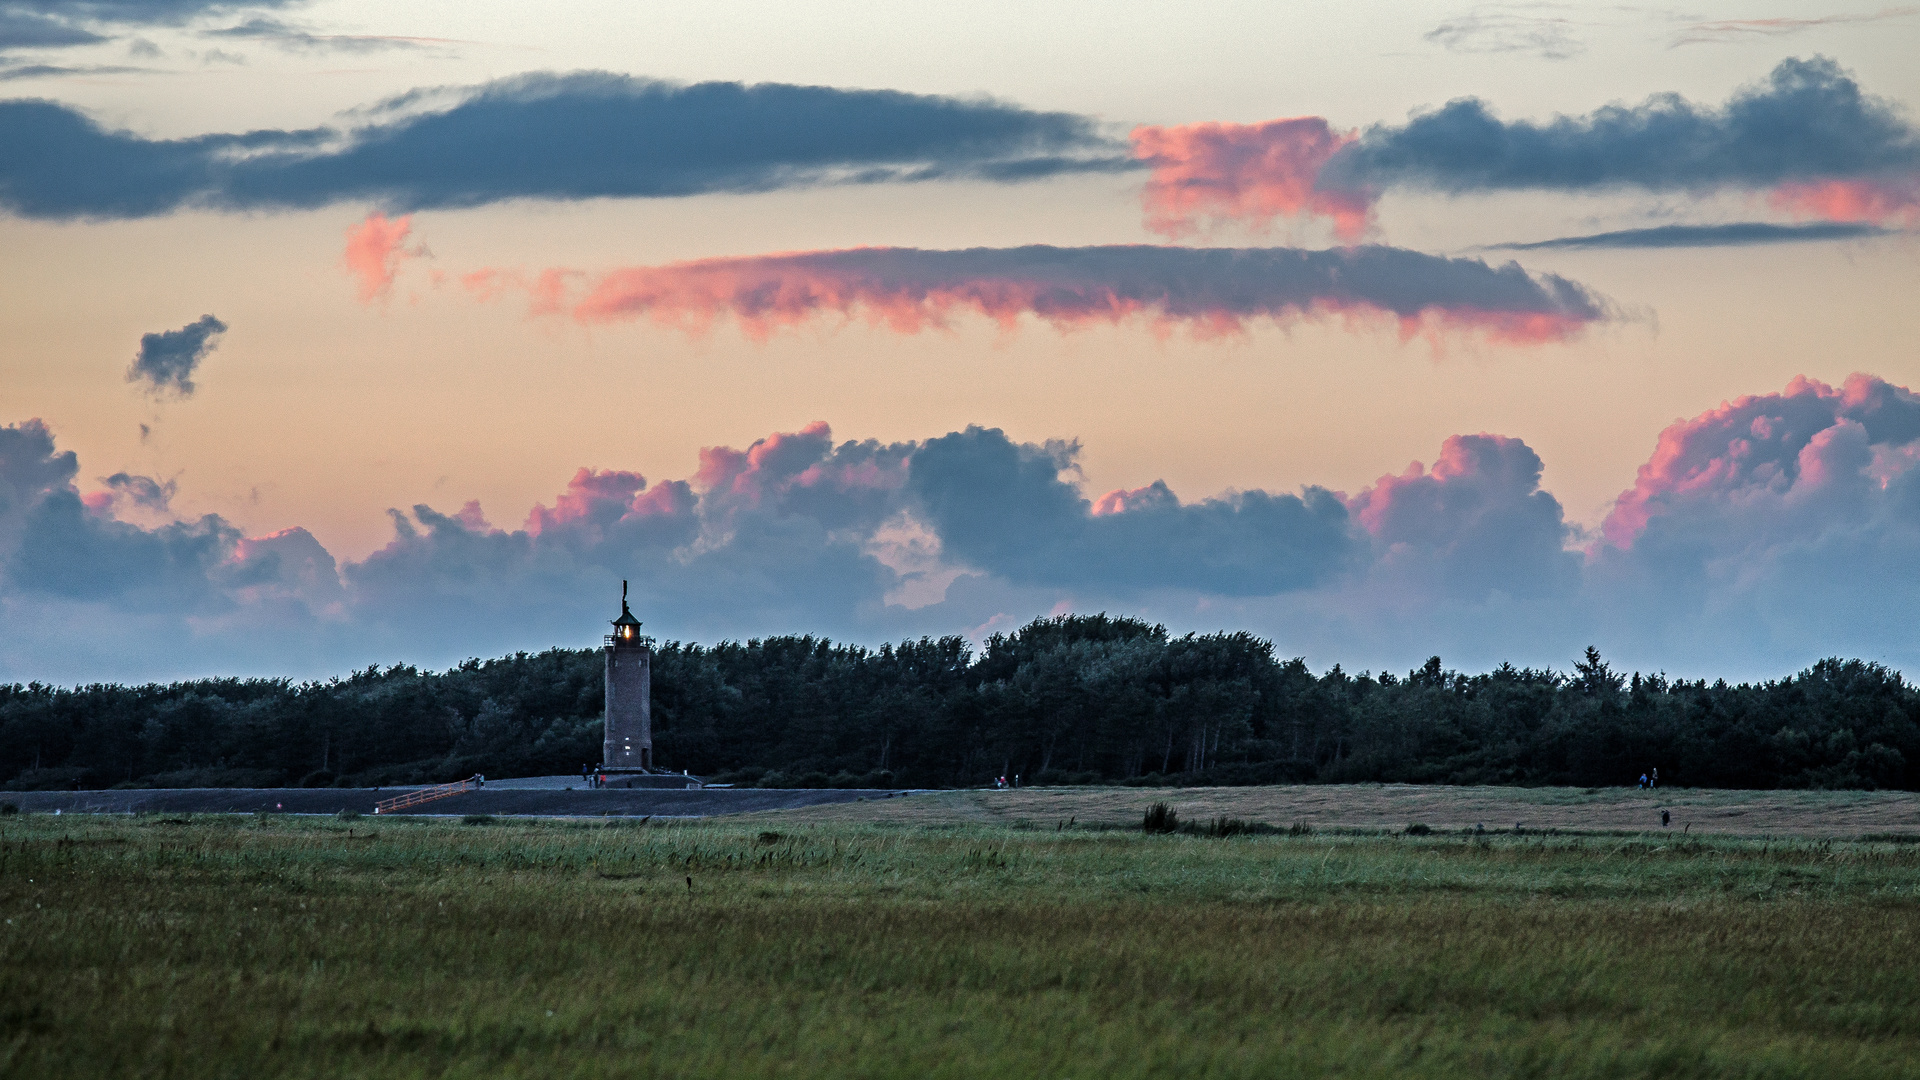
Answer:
373, 774, 483, 815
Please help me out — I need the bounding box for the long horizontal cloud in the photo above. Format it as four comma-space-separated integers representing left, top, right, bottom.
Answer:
1134, 57, 1920, 235
544, 244, 1610, 343
0, 72, 1126, 219
1489, 221, 1894, 251
11, 372, 1920, 682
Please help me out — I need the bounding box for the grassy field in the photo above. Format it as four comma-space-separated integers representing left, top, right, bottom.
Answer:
4, 810, 1919, 1078
767, 784, 1920, 837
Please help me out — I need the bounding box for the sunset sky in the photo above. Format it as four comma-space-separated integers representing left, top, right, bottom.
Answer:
3, 0, 1919, 684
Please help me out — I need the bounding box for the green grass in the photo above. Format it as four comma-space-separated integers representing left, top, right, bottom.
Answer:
3, 814, 1919, 1078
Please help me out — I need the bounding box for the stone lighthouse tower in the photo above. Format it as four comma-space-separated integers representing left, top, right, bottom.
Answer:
603, 581, 653, 773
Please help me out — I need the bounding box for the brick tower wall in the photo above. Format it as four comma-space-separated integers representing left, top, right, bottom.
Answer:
603, 642, 652, 770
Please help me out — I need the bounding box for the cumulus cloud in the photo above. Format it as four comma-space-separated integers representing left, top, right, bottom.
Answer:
0, 72, 1127, 220
1583, 374, 1920, 669
553, 243, 1610, 345
12, 376, 1920, 683
909, 426, 1354, 594
1137, 57, 1920, 235
1488, 220, 1894, 250
1347, 433, 1578, 600
126, 313, 226, 397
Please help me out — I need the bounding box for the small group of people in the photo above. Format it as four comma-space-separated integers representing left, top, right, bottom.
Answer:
992, 774, 1021, 790
581, 764, 607, 789
1637, 767, 1660, 789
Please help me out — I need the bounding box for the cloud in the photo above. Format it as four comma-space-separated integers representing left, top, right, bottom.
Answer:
1488, 220, 1894, 250
556, 243, 1610, 345
1130, 117, 1373, 240
343, 212, 416, 302
1347, 433, 1578, 599
1424, 9, 1585, 60
0, 0, 301, 60
4, 1, 298, 23
0, 9, 104, 50
1598, 373, 1920, 551
89, 472, 177, 514
126, 313, 226, 397
0, 72, 1128, 220
909, 426, 1354, 595
1326, 56, 1920, 224
1580, 374, 1920, 668
13, 376, 1920, 682
202, 17, 459, 54
1671, 8, 1919, 47
0, 62, 149, 80
1140, 57, 1920, 234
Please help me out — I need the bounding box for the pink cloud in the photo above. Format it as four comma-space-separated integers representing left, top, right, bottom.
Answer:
1130, 117, 1376, 241
525, 468, 692, 536
1769, 177, 1920, 227
461, 267, 579, 316
1599, 374, 1920, 550
343, 213, 419, 303
556, 245, 1606, 346
1345, 434, 1576, 599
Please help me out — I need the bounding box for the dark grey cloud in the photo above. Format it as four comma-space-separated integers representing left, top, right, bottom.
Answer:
0, 72, 1129, 219
0, 0, 301, 62
0, 0, 298, 27
101, 472, 175, 512
127, 313, 226, 397
0, 9, 104, 49
0, 61, 150, 79
1324, 56, 1919, 193
1489, 220, 1894, 250
907, 426, 1355, 595
572, 243, 1612, 337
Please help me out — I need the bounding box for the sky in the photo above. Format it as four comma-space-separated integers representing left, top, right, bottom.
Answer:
3, 0, 1919, 684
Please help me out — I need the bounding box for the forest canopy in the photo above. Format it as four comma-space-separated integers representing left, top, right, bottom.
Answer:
2, 615, 1914, 791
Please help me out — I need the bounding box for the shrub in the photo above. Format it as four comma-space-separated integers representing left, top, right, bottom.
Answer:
1405, 823, 1432, 836
1143, 803, 1178, 834
1206, 816, 1252, 838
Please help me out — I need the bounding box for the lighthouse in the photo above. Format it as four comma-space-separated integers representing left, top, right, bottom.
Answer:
603, 581, 653, 772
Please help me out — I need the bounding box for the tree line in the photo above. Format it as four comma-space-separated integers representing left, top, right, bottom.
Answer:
2, 615, 1914, 791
